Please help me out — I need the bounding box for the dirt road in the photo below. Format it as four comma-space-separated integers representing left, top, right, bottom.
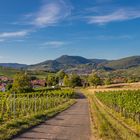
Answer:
13, 98, 91, 140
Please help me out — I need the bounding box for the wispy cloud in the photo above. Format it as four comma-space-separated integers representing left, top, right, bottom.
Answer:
25, 0, 72, 28
0, 30, 29, 39
0, 0, 72, 42
88, 8, 140, 25
41, 41, 67, 49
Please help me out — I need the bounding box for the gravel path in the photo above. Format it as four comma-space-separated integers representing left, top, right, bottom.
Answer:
13, 98, 91, 140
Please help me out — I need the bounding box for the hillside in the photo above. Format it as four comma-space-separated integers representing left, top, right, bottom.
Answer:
0, 63, 27, 69
28, 55, 107, 73
1, 55, 140, 74
104, 56, 140, 69
28, 55, 140, 73
0, 67, 21, 77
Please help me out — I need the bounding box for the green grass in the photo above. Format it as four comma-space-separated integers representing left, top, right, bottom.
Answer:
0, 99, 76, 140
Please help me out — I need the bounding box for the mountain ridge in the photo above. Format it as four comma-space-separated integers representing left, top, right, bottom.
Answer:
28, 55, 140, 73
1, 55, 140, 74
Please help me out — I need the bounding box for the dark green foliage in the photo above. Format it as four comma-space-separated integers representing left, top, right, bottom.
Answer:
62, 74, 82, 87
6, 84, 12, 91
69, 74, 82, 88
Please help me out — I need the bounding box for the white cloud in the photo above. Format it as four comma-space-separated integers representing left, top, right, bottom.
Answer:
0, 0, 72, 42
26, 0, 72, 28
88, 8, 140, 25
0, 30, 29, 38
41, 41, 67, 49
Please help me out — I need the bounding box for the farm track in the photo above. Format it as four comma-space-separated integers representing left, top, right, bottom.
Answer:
13, 98, 91, 140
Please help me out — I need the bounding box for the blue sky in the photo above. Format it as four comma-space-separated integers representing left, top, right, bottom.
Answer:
0, 0, 140, 64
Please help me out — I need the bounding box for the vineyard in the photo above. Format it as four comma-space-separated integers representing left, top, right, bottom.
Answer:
95, 90, 140, 124
0, 89, 75, 139
84, 89, 140, 140
0, 89, 75, 124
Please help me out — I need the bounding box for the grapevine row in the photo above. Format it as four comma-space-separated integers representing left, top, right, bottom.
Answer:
0, 89, 75, 124
95, 90, 140, 123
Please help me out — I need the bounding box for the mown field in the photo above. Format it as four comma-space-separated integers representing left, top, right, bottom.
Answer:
84, 89, 140, 140
0, 89, 76, 140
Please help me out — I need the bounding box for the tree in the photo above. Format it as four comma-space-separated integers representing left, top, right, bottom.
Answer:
69, 74, 82, 88
12, 72, 32, 93
88, 73, 102, 87
80, 75, 89, 87
56, 70, 66, 80
63, 75, 70, 87
104, 78, 112, 85
46, 74, 58, 86
6, 84, 12, 91
56, 70, 66, 86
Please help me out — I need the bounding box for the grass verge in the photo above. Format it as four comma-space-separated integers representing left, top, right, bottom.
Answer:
0, 99, 76, 140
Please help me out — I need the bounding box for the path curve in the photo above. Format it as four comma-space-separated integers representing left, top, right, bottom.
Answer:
13, 98, 91, 140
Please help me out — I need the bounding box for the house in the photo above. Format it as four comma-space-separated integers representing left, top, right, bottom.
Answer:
31, 79, 46, 87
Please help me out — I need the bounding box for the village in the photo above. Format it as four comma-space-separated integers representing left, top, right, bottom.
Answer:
0, 75, 47, 92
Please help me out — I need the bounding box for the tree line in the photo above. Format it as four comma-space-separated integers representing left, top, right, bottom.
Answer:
10, 70, 111, 93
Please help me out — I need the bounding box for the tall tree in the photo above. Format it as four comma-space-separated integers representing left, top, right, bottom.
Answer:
12, 72, 32, 93
88, 73, 102, 87
56, 70, 66, 80
63, 75, 70, 87
69, 74, 82, 88
46, 74, 58, 86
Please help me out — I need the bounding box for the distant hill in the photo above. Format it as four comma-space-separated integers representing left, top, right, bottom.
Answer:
1, 55, 140, 74
0, 63, 27, 69
104, 56, 140, 69
28, 55, 140, 73
28, 55, 107, 73
56, 55, 91, 65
